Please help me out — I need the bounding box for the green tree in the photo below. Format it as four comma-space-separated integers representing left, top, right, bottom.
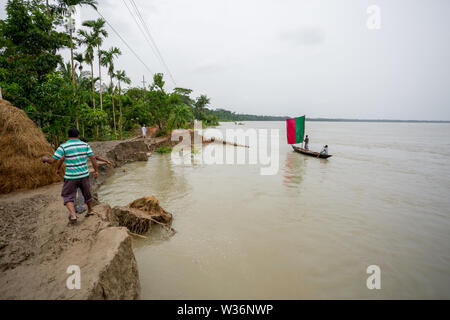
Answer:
174, 87, 194, 106
167, 104, 193, 130
147, 73, 169, 130
55, 0, 97, 85
82, 18, 107, 110
151, 73, 165, 92
0, 0, 220, 144
0, 0, 68, 108
100, 46, 121, 135
126, 87, 146, 102
79, 102, 107, 137
114, 70, 131, 139
58, 61, 74, 83
78, 28, 97, 108
73, 52, 84, 75
35, 72, 76, 146
194, 94, 210, 120
125, 99, 153, 128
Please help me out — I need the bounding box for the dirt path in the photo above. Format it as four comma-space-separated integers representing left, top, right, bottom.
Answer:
0, 136, 177, 299
0, 182, 140, 299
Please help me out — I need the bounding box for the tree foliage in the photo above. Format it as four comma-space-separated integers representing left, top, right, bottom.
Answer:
0, 0, 219, 147
0, 0, 68, 109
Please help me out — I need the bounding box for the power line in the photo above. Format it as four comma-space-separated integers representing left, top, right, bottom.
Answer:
130, 0, 176, 85
95, 9, 154, 75
122, 0, 149, 44
127, 0, 174, 84
121, 0, 161, 66
128, 0, 177, 86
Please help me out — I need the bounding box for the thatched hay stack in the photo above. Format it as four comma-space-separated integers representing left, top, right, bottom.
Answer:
0, 99, 63, 194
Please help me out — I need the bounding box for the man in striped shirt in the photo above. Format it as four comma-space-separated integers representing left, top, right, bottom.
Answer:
42, 128, 98, 223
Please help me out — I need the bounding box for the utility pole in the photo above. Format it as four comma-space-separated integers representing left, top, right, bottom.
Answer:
142, 75, 147, 101
66, 7, 76, 86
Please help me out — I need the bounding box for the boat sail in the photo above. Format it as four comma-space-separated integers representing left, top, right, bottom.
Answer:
286, 116, 305, 145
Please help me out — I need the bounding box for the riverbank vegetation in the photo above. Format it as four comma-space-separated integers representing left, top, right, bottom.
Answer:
155, 144, 172, 154
0, 0, 219, 148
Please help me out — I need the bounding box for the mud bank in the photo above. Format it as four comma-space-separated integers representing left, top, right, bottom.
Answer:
89, 136, 176, 191
0, 136, 173, 299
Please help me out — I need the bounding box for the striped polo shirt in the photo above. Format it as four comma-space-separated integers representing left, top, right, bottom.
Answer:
53, 139, 94, 179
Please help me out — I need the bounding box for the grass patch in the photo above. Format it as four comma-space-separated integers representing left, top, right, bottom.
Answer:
155, 144, 172, 154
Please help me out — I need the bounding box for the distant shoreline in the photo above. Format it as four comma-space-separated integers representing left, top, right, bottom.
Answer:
212, 110, 450, 123
306, 118, 450, 123
221, 119, 450, 124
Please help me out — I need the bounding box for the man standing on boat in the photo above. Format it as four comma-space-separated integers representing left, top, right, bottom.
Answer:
304, 135, 310, 150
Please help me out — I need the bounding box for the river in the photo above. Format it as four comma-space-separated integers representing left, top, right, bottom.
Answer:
98, 121, 450, 299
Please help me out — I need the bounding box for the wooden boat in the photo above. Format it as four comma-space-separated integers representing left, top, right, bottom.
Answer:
292, 145, 332, 159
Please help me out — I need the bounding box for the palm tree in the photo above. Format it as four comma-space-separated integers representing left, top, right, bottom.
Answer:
101, 47, 122, 135
195, 95, 210, 109
58, 61, 73, 83
82, 19, 108, 110
115, 70, 131, 139
78, 29, 97, 109
56, 1, 98, 85
172, 104, 193, 129
194, 94, 210, 119
73, 52, 84, 76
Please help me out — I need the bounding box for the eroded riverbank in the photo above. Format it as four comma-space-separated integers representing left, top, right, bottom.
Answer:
0, 136, 174, 299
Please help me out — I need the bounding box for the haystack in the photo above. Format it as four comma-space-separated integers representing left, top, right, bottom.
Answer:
0, 99, 63, 194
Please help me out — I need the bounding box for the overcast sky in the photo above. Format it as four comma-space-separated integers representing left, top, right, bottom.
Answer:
1, 0, 450, 120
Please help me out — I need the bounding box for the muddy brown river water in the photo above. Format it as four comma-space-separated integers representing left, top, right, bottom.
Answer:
98, 121, 450, 299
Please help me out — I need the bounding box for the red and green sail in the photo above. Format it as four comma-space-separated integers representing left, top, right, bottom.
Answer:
286, 116, 305, 144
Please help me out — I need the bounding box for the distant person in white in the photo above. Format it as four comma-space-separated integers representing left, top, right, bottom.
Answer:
320, 145, 329, 155
141, 125, 147, 138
